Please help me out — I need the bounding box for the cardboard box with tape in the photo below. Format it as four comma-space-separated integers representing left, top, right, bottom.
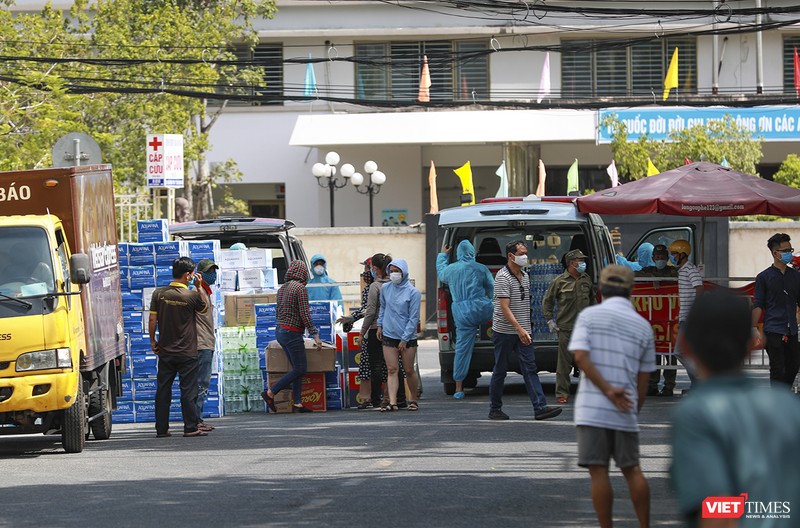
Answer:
266, 338, 336, 372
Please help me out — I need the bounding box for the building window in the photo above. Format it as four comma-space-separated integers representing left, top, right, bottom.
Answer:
354, 40, 489, 101
562, 38, 696, 98
783, 36, 800, 94
222, 43, 283, 106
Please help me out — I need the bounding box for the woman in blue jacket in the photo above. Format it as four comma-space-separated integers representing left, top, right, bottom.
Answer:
377, 258, 421, 411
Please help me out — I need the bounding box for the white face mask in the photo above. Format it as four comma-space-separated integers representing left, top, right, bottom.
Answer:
390, 272, 403, 284
513, 254, 528, 267
313, 265, 325, 276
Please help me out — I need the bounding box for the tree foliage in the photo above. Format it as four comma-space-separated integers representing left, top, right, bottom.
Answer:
773, 154, 800, 189
0, 0, 276, 219
600, 114, 763, 181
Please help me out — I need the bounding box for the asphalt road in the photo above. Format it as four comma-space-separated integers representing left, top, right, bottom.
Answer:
0, 340, 717, 528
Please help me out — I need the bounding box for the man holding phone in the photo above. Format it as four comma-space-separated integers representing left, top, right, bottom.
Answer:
149, 257, 208, 438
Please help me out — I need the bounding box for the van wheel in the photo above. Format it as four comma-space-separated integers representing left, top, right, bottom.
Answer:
464, 372, 480, 389
62, 383, 86, 453
443, 382, 456, 396
89, 387, 113, 440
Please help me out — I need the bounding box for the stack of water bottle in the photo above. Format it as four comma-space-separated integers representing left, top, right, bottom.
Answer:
219, 326, 265, 413
113, 220, 224, 424
528, 263, 563, 341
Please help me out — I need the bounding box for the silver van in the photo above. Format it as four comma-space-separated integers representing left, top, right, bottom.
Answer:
435, 196, 616, 395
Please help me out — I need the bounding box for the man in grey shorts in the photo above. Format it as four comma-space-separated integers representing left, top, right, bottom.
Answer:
569, 265, 656, 528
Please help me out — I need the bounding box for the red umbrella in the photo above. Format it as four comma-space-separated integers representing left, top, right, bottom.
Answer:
576, 161, 800, 217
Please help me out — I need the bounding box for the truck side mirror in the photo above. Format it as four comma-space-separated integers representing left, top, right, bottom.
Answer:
69, 253, 92, 284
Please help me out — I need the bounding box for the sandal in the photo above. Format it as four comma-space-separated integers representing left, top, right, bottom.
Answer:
261, 390, 277, 413
197, 423, 215, 432
407, 401, 419, 411
380, 404, 399, 412
183, 430, 208, 437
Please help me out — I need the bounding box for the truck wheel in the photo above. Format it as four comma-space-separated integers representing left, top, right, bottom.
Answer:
89, 386, 113, 440
62, 382, 86, 453
443, 382, 456, 396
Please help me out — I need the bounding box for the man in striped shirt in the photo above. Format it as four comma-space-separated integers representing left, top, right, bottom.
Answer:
569, 264, 655, 528
488, 240, 562, 421
669, 239, 704, 394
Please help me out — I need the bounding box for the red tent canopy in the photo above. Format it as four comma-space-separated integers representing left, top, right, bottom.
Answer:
576, 162, 800, 217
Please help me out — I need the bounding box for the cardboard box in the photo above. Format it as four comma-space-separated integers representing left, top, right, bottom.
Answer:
137, 219, 168, 234
238, 268, 278, 289
266, 339, 336, 372
138, 231, 168, 243
267, 372, 327, 412
219, 269, 237, 291
244, 248, 272, 268
215, 249, 246, 269
224, 292, 277, 326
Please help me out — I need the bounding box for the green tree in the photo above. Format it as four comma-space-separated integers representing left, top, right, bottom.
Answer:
600, 114, 763, 181
0, 0, 276, 220
773, 154, 800, 189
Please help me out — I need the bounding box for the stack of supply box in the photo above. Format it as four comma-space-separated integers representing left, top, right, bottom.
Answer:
113, 220, 223, 424
215, 247, 280, 414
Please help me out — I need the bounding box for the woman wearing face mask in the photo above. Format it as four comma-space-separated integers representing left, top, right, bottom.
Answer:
306, 253, 343, 306
542, 249, 596, 404
194, 258, 219, 432
377, 258, 422, 412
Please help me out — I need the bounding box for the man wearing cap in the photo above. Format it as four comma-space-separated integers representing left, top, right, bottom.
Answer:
543, 248, 596, 404
569, 265, 656, 528
194, 258, 219, 431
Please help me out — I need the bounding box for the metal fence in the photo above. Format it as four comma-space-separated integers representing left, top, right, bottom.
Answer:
115, 192, 152, 243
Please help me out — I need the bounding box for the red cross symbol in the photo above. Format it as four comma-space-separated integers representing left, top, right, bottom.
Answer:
148, 136, 163, 151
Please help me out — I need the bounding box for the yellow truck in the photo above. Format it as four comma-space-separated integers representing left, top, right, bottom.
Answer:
0, 165, 125, 453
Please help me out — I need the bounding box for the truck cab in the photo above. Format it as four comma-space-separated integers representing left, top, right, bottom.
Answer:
436, 196, 615, 395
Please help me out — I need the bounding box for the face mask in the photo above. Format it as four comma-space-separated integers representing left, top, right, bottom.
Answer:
201, 271, 217, 285
390, 272, 403, 284
669, 255, 678, 266
513, 255, 528, 267
370, 270, 376, 279
779, 251, 793, 265
313, 265, 325, 276
655, 259, 667, 270
576, 262, 587, 273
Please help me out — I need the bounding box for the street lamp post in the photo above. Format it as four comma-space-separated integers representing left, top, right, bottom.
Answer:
312, 151, 352, 227
349, 160, 387, 227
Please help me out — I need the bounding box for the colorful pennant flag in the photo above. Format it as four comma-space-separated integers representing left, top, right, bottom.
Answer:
454, 161, 475, 206
537, 52, 551, 104
720, 157, 730, 168
566, 159, 579, 195
684, 157, 693, 165
418, 55, 431, 103
536, 159, 547, 196
303, 54, 317, 98
606, 160, 619, 187
428, 161, 439, 214
495, 161, 508, 198
647, 158, 660, 176
663, 47, 679, 101
794, 47, 800, 97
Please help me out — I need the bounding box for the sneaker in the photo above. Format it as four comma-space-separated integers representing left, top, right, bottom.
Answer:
261, 390, 277, 413
292, 404, 313, 413
488, 409, 509, 420
658, 388, 674, 397
534, 406, 563, 421
453, 391, 465, 399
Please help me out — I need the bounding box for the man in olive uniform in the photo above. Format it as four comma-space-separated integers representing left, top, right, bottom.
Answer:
543, 249, 596, 404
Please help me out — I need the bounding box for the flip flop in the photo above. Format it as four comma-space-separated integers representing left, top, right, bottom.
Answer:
183, 430, 208, 437
197, 423, 215, 431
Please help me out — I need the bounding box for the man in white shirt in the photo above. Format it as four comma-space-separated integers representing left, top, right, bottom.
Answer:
569, 265, 656, 528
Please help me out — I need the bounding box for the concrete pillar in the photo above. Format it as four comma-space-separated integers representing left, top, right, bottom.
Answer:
503, 142, 540, 197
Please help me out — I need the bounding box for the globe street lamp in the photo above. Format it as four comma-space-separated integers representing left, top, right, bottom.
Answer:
350, 160, 387, 227
312, 151, 352, 227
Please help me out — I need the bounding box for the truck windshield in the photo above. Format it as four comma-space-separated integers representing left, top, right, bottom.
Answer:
0, 227, 56, 297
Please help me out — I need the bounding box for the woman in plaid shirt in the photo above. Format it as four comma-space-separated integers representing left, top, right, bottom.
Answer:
262, 260, 322, 413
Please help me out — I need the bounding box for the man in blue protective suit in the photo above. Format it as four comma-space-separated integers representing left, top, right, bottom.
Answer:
306, 253, 343, 303
437, 240, 494, 399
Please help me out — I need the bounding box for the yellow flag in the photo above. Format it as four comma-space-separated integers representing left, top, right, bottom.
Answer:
428, 161, 439, 214
663, 47, 679, 101
647, 158, 660, 176
454, 161, 475, 206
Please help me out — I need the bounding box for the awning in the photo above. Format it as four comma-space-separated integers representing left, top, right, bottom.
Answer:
289, 109, 597, 147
